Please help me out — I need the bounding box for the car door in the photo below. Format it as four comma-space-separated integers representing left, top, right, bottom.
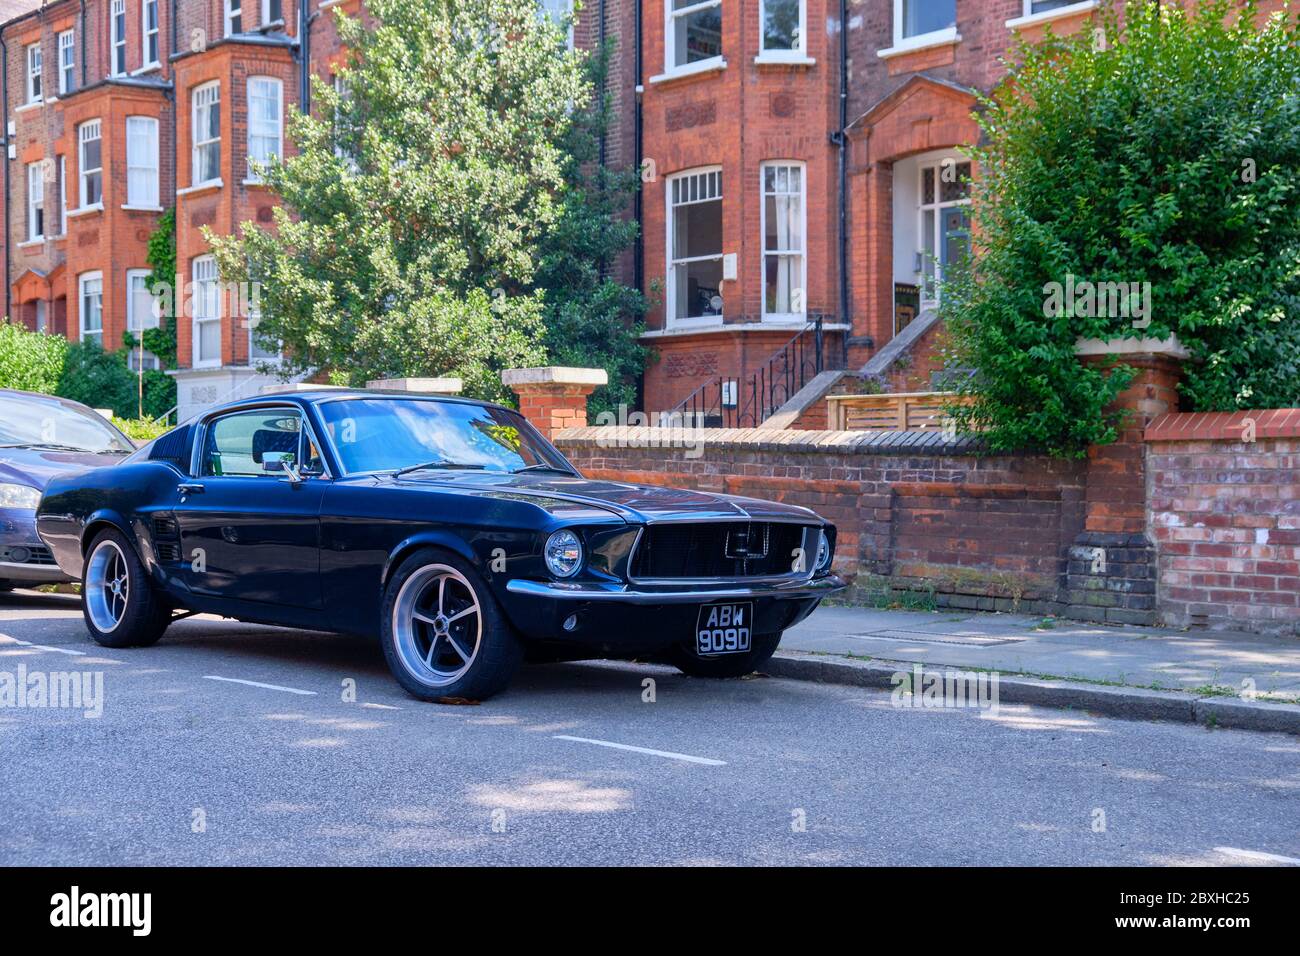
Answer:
174, 405, 326, 608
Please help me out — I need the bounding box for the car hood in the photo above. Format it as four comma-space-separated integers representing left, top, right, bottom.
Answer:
0, 446, 124, 492
387, 472, 821, 524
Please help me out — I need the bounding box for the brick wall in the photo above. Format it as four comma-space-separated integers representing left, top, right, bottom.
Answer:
1147, 410, 1300, 634
555, 426, 1085, 614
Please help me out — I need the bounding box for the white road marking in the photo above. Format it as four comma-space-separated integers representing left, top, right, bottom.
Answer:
202, 675, 317, 696
361, 702, 401, 710
1213, 846, 1300, 865
553, 734, 726, 766
4, 638, 87, 656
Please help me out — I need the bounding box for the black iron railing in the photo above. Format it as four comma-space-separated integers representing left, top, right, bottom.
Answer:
674, 320, 836, 429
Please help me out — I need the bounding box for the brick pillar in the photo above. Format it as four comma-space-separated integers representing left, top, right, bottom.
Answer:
1064, 337, 1186, 626
501, 367, 608, 440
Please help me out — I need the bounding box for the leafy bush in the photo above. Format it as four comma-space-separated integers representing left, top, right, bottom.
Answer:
0, 321, 69, 394
111, 416, 168, 443
944, 0, 1300, 456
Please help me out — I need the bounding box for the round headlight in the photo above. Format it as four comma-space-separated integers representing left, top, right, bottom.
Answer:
544, 529, 583, 579
815, 530, 832, 571
0, 483, 41, 510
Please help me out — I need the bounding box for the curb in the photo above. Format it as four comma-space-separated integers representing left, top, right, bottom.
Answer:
765, 652, 1300, 736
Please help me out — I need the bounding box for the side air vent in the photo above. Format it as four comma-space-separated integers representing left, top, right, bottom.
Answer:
148, 424, 191, 467
152, 516, 178, 538
155, 542, 180, 563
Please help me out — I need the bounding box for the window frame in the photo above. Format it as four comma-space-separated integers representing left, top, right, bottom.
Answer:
110, 0, 127, 77
1014, 0, 1097, 23
56, 156, 67, 235
26, 161, 45, 242
224, 0, 242, 37
142, 0, 160, 68
25, 43, 42, 104
79, 271, 104, 347
78, 120, 103, 209
759, 160, 807, 323
245, 75, 283, 183
58, 30, 75, 95
192, 254, 222, 369
664, 0, 724, 75
198, 406, 313, 479
126, 115, 160, 208
916, 155, 973, 309
758, 0, 806, 60
262, 0, 284, 25
888, 0, 959, 52
665, 165, 725, 328
126, 268, 161, 370
191, 81, 222, 187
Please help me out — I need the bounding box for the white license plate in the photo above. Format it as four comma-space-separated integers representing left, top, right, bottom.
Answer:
695, 602, 753, 656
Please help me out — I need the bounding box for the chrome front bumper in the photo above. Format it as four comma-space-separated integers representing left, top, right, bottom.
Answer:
505, 573, 847, 604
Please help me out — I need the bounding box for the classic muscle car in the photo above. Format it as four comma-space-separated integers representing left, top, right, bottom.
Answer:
36, 392, 845, 700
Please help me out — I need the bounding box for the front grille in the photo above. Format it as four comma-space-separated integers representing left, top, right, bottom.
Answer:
629, 522, 813, 581
0, 544, 56, 566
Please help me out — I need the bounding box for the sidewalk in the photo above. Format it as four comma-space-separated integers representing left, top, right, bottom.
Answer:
771, 604, 1300, 733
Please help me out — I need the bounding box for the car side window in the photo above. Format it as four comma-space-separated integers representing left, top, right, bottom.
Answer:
201, 409, 303, 478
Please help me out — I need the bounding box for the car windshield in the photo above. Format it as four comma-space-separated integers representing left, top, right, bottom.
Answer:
315, 399, 573, 476
0, 396, 133, 454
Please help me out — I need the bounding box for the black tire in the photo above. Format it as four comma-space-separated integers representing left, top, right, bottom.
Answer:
0, 580, 13, 593
81, 528, 170, 649
668, 630, 783, 679
380, 547, 523, 702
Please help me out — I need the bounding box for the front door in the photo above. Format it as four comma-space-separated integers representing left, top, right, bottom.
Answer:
175, 406, 325, 607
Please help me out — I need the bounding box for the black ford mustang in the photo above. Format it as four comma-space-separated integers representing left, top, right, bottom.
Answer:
36, 392, 845, 700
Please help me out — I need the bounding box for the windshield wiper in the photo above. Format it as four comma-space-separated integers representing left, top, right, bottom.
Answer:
391, 459, 490, 478
511, 463, 575, 475
0, 442, 98, 453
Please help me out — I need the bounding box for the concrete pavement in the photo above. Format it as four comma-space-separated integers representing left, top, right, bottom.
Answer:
2, 588, 1299, 866
777, 604, 1300, 733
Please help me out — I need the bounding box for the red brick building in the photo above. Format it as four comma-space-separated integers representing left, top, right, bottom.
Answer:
0, 0, 637, 421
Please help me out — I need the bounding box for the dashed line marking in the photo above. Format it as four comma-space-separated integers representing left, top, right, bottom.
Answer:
553, 734, 726, 766
4, 638, 87, 656
202, 675, 317, 696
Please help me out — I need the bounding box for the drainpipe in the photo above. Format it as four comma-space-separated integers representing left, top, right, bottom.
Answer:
80, 0, 87, 87
1, 32, 10, 323
632, 0, 642, 296
299, 0, 313, 114
833, 0, 851, 369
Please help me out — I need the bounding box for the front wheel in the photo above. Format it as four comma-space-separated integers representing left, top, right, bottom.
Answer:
380, 549, 523, 702
668, 630, 783, 679
82, 529, 171, 648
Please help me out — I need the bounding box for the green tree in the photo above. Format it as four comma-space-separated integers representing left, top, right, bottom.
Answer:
944, 0, 1300, 456
0, 320, 68, 393
209, 0, 643, 405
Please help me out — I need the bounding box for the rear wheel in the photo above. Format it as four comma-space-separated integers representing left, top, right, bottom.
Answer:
82, 529, 170, 648
380, 548, 523, 702
668, 630, 783, 679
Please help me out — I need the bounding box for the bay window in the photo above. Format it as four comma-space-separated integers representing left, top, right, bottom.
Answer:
191, 82, 221, 186
79, 120, 102, 207
246, 77, 282, 181
761, 162, 806, 320
79, 273, 103, 347
127, 270, 161, 371
127, 116, 160, 208
192, 256, 222, 367
666, 0, 722, 71
667, 168, 724, 324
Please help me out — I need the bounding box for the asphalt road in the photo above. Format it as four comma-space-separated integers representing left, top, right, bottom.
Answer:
1, 589, 1297, 866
